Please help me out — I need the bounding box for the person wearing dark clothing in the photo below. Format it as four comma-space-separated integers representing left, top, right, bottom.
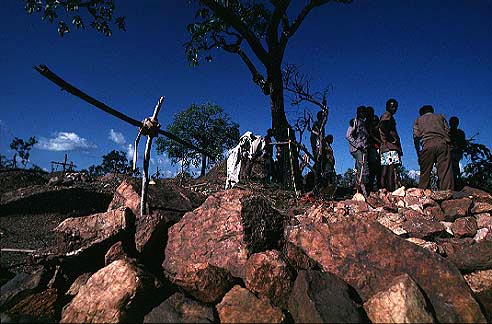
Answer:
321, 134, 336, 185
413, 105, 454, 190
310, 110, 326, 189
365, 106, 382, 191
449, 116, 467, 190
379, 99, 403, 192
346, 106, 369, 196
263, 128, 274, 184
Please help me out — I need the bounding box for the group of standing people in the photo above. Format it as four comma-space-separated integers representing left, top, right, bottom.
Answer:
346, 99, 403, 196
346, 98, 467, 196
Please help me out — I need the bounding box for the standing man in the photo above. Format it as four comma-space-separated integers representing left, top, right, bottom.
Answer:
365, 106, 382, 192
413, 105, 454, 190
449, 116, 467, 190
379, 98, 403, 192
346, 106, 369, 196
321, 134, 336, 185
310, 110, 326, 189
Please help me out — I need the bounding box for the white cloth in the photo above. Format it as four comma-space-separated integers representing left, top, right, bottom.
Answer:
225, 131, 265, 189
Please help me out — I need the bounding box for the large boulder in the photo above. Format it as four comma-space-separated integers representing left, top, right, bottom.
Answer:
144, 292, 215, 323
285, 217, 486, 323
216, 285, 285, 323
61, 259, 157, 323
53, 206, 135, 260
363, 273, 434, 323
163, 189, 284, 302
108, 180, 206, 269
447, 240, 492, 273
401, 215, 446, 239
288, 270, 364, 323
244, 250, 294, 309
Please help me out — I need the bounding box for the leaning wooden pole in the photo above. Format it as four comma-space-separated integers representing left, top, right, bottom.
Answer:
33, 64, 212, 158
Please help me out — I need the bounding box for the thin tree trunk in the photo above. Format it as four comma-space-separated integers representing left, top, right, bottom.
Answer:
268, 65, 301, 188
200, 153, 207, 177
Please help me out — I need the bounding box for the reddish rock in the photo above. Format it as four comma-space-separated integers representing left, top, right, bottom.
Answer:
288, 270, 363, 323
447, 241, 492, 273
424, 205, 445, 221
472, 202, 492, 214
285, 218, 486, 323
406, 188, 425, 197
168, 262, 234, 303
476, 213, 492, 228
422, 197, 438, 208
283, 242, 318, 271
216, 285, 285, 323
104, 241, 128, 265
53, 207, 135, 258
435, 237, 475, 256
464, 270, 492, 322
367, 192, 388, 209
363, 273, 434, 323
0, 267, 53, 310
65, 273, 92, 297
461, 186, 492, 200
61, 259, 157, 323
375, 211, 406, 236
402, 216, 446, 239
336, 199, 370, 215
441, 197, 472, 221
244, 250, 294, 309
163, 189, 284, 299
430, 190, 453, 202
107, 180, 141, 216
406, 238, 439, 253
7, 288, 59, 321
451, 217, 478, 238
144, 292, 215, 323
475, 228, 490, 242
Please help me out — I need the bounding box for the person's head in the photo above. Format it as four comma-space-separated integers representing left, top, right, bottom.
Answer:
349, 118, 355, 127
419, 105, 434, 116
325, 134, 333, 144
386, 98, 398, 114
316, 110, 324, 121
266, 128, 274, 137
449, 116, 459, 129
356, 105, 366, 119
366, 106, 375, 117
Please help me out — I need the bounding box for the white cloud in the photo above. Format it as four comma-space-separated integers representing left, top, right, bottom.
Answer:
36, 132, 97, 151
109, 129, 126, 145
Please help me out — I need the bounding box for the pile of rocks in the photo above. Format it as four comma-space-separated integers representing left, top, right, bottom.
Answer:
1, 181, 490, 323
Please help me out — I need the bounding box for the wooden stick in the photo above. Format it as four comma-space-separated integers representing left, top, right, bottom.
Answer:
34, 65, 213, 158
141, 135, 153, 216
1, 248, 36, 253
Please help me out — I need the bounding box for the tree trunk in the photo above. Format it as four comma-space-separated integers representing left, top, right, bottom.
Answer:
200, 153, 207, 177
268, 65, 301, 189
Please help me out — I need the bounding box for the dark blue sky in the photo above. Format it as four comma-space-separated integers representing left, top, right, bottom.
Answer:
1, 1, 491, 176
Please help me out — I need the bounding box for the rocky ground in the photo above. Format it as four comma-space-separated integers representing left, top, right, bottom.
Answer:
0, 167, 491, 323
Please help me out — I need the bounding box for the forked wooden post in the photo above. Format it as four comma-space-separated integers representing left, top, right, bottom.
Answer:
139, 96, 164, 216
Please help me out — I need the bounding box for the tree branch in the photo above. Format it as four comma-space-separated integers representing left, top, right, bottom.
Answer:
266, 0, 291, 47
200, 0, 270, 65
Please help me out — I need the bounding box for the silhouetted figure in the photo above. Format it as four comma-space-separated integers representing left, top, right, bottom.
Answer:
413, 105, 454, 190
263, 128, 274, 184
449, 116, 467, 190
379, 99, 403, 192
310, 110, 326, 189
365, 106, 382, 192
347, 106, 369, 196
321, 134, 336, 185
